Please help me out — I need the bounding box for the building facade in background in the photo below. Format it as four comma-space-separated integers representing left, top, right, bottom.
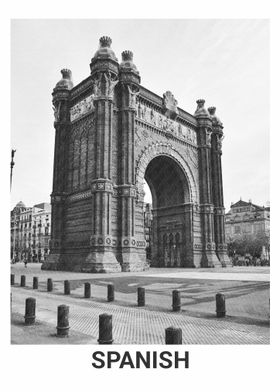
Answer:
10, 201, 51, 263
44, 36, 230, 273
225, 199, 270, 240
225, 199, 270, 263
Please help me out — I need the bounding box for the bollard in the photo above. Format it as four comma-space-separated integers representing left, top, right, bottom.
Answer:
33, 277, 38, 289
47, 278, 53, 292
98, 313, 113, 344
216, 292, 226, 318
64, 280, 70, 295
56, 305, 70, 337
20, 275, 26, 287
107, 284, 114, 302
172, 290, 181, 311
165, 327, 182, 344
137, 287, 145, 307
24, 297, 36, 325
84, 282, 91, 298
11, 274, 15, 286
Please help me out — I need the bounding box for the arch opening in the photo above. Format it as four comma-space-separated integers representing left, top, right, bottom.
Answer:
142, 155, 191, 267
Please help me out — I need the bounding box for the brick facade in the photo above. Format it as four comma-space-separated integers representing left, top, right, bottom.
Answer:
42, 36, 230, 272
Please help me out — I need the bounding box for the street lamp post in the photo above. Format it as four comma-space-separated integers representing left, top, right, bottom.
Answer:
10, 149, 16, 191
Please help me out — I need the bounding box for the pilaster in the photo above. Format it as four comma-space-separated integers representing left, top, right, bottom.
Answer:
208, 106, 231, 266
42, 69, 72, 270
195, 99, 221, 267
83, 37, 121, 272
117, 51, 147, 271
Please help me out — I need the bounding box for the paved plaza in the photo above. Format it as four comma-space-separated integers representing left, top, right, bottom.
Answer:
10, 263, 270, 345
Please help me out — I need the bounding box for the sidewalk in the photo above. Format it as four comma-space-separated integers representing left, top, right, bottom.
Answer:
10, 264, 270, 322
11, 285, 269, 345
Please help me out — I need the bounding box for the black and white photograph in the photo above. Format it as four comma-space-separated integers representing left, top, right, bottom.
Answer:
3, 2, 278, 391
10, 18, 270, 345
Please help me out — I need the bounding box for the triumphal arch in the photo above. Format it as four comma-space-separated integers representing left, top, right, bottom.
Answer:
42, 36, 230, 273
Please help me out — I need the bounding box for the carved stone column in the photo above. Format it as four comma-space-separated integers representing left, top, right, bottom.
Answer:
83, 36, 121, 272
42, 69, 72, 270
117, 51, 147, 271
208, 107, 231, 266
195, 99, 221, 267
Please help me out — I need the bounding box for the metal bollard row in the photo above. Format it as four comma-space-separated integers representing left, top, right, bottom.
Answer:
216, 292, 226, 317
165, 327, 182, 344
64, 280, 70, 295
172, 290, 181, 311
33, 277, 38, 289
20, 275, 26, 287
24, 297, 36, 325
137, 287, 145, 307
57, 305, 70, 337
84, 282, 91, 298
107, 284, 114, 302
98, 313, 113, 344
47, 278, 53, 292
12, 275, 227, 321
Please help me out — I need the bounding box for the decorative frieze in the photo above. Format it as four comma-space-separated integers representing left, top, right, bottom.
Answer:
89, 235, 146, 249
216, 243, 228, 251
113, 185, 137, 197
214, 206, 225, 215
122, 237, 146, 248
205, 242, 216, 251
67, 190, 92, 203
200, 204, 215, 213
91, 179, 113, 193
194, 243, 203, 250
70, 94, 95, 122
90, 235, 117, 247
136, 100, 197, 145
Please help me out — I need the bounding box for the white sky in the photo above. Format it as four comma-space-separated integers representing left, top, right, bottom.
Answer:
11, 19, 269, 211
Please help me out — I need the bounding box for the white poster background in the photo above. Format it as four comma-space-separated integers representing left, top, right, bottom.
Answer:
1, 1, 278, 391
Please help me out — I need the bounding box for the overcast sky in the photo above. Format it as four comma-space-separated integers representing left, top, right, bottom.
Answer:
10, 19, 269, 211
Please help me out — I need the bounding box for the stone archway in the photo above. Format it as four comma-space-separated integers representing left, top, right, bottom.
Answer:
135, 143, 199, 268
45, 36, 230, 273
135, 142, 199, 204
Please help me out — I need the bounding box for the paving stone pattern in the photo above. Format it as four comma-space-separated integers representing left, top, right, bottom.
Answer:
11, 286, 269, 345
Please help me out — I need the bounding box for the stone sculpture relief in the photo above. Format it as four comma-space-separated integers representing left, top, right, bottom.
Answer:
93, 73, 102, 97
217, 134, 225, 151
127, 85, 140, 109
163, 90, 178, 118
206, 129, 212, 146
104, 72, 118, 98
52, 102, 61, 122
136, 100, 197, 145
70, 94, 95, 122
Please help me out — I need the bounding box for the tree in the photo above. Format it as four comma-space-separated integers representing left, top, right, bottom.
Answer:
228, 233, 270, 261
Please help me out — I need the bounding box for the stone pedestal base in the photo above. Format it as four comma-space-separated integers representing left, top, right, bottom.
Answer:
82, 251, 121, 273
201, 251, 222, 268
121, 251, 148, 272
41, 253, 61, 270
217, 251, 232, 267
